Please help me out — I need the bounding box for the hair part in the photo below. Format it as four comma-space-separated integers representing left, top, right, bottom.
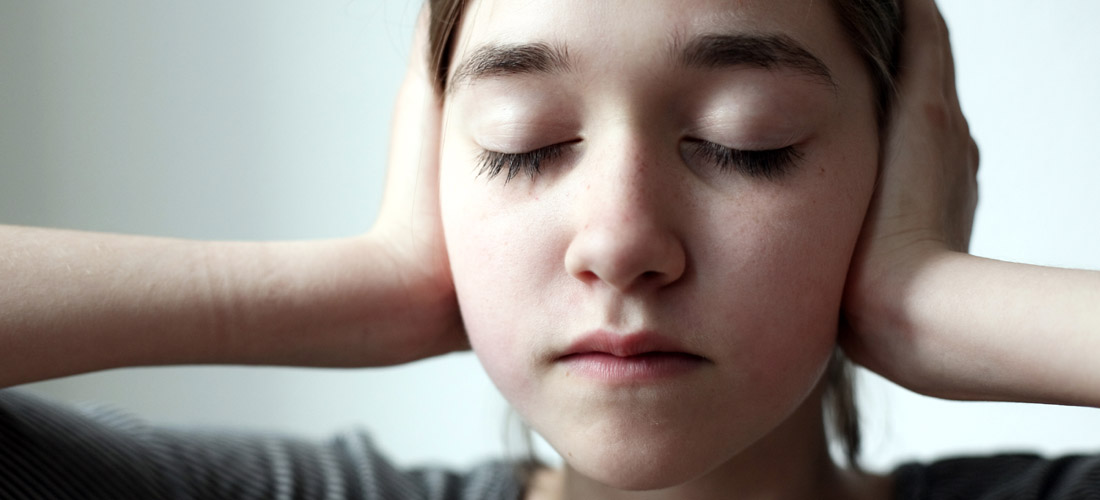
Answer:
424, 0, 901, 472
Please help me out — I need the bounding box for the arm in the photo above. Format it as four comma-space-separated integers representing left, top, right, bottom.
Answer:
843, 0, 1100, 407
848, 247, 1100, 407
0, 9, 461, 388
0, 232, 459, 388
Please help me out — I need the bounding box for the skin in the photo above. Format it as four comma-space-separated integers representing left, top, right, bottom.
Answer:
438, 0, 882, 496
2, 0, 1096, 498
842, 0, 1100, 408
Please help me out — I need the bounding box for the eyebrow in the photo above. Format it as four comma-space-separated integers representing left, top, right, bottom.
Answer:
674, 33, 837, 92
448, 32, 835, 94
448, 42, 572, 95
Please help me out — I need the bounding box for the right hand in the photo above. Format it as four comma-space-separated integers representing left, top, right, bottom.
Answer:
361, 8, 467, 364
0, 8, 461, 384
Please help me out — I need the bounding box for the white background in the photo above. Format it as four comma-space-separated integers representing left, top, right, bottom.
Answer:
3, 0, 1098, 473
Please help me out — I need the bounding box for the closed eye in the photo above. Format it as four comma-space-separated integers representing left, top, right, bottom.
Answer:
476, 142, 573, 183
476, 139, 801, 183
681, 139, 802, 179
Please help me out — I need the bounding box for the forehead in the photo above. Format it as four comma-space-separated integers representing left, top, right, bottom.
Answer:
449, 0, 862, 89
458, 0, 829, 35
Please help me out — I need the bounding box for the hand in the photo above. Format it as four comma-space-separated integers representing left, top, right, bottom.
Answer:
0, 11, 464, 385
841, 0, 979, 388
361, 7, 467, 364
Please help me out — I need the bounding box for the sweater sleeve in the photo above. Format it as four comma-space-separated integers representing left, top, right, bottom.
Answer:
0, 390, 522, 500
893, 453, 1100, 500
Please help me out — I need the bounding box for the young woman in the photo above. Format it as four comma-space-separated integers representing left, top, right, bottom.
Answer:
2, 0, 1098, 498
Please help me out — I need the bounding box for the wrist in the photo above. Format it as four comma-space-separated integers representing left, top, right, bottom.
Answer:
846, 240, 951, 340
224, 235, 463, 368
843, 241, 964, 393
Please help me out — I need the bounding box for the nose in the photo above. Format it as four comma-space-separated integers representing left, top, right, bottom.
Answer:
563, 144, 687, 293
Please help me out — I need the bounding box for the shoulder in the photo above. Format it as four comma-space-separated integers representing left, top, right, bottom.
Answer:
0, 390, 524, 500
331, 430, 524, 500
893, 453, 1100, 500
0, 389, 173, 498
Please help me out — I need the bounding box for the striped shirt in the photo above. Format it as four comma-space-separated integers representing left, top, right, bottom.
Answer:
2, 390, 1099, 499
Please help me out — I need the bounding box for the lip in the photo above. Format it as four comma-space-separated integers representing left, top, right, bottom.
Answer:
557, 331, 709, 383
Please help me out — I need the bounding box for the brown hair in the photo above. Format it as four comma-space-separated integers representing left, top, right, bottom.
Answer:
425, 0, 901, 470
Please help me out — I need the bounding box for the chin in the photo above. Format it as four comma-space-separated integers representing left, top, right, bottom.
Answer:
550, 421, 741, 492
534, 372, 832, 494
576, 463, 700, 492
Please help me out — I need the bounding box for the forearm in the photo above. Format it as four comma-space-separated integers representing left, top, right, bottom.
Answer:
885, 251, 1100, 407
0, 226, 423, 388
1, 8, 458, 388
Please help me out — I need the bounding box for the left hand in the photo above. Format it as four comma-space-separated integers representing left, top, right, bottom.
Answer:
841, 0, 979, 387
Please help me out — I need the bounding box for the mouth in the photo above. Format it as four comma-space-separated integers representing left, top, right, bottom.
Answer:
556, 331, 710, 383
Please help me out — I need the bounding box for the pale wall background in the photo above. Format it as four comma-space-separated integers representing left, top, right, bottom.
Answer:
2, 0, 1098, 473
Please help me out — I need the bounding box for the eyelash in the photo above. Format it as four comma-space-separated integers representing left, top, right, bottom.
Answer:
476, 140, 802, 182
476, 144, 567, 183
683, 140, 803, 179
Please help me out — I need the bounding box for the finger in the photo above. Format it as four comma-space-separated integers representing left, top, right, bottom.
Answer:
376, 6, 444, 233
897, 0, 947, 90
930, 2, 964, 106
969, 136, 980, 173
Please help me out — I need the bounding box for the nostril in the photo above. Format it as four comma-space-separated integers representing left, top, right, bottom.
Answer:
577, 270, 600, 284
563, 219, 687, 291
639, 269, 678, 289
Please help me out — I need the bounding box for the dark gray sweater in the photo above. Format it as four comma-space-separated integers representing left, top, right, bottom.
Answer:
2, 390, 1097, 499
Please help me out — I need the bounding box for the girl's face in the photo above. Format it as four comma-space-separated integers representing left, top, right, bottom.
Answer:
439, 0, 878, 490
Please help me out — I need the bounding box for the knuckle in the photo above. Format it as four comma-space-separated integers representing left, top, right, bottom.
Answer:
920, 100, 952, 130
969, 138, 981, 170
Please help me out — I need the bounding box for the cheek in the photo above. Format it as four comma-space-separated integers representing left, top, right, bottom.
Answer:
439, 150, 564, 409
699, 139, 877, 376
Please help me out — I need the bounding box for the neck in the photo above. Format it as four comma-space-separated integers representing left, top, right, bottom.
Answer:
531, 385, 889, 500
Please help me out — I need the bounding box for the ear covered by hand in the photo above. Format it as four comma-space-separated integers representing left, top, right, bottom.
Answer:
841, 0, 979, 387
363, 6, 468, 364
